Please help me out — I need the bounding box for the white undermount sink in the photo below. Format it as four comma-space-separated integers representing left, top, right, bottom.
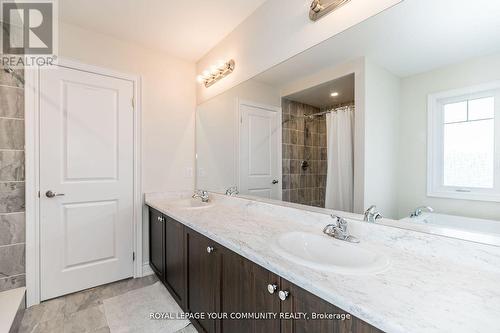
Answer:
272, 232, 390, 275
170, 198, 214, 209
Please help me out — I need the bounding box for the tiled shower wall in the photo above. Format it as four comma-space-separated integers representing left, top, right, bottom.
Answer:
0, 66, 25, 292
282, 99, 327, 207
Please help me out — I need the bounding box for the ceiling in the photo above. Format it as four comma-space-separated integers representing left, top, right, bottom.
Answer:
59, 0, 267, 61
284, 74, 354, 109
254, 0, 500, 87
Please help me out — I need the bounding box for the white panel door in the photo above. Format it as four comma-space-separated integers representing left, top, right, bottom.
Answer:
39, 66, 134, 300
239, 103, 280, 199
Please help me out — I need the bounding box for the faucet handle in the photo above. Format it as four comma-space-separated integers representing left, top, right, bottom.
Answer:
364, 205, 382, 222
325, 215, 359, 243
323, 224, 336, 236
192, 189, 208, 199
225, 186, 239, 196
410, 206, 433, 218
330, 214, 347, 226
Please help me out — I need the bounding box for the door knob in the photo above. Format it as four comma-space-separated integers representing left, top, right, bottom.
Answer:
207, 246, 215, 254
278, 290, 289, 301
46, 190, 65, 198
272, 179, 279, 184
267, 284, 277, 294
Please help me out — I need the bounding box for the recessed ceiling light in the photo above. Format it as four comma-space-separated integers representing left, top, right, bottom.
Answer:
330, 92, 339, 97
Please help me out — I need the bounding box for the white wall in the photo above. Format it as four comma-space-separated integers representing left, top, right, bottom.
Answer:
196, 80, 281, 193
196, 0, 402, 104
59, 23, 196, 261
364, 60, 400, 218
397, 53, 500, 220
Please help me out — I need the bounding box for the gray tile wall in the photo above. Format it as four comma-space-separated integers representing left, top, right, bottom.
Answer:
282, 99, 327, 208
0, 66, 25, 292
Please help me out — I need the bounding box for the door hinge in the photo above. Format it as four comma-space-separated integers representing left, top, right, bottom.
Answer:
37, 191, 40, 198
133, 252, 135, 261
131, 97, 135, 108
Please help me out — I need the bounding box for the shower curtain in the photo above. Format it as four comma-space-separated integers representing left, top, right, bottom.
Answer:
325, 107, 354, 212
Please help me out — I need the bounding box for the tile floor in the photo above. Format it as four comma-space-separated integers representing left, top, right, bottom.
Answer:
19, 275, 197, 333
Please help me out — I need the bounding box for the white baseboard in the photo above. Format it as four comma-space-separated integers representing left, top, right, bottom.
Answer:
142, 262, 154, 276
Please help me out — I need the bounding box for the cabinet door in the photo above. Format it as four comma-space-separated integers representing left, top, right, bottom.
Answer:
220, 249, 281, 333
165, 216, 187, 310
279, 278, 336, 333
187, 229, 220, 333
279, 279, 383, 333
149, 208, 165, 280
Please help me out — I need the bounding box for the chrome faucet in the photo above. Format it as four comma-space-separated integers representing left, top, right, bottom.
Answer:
192, 190, 209, 203
364, 205, 382, 223
410, 206, 434, 218
225, 186, 239, 196
323, 215, 360, 243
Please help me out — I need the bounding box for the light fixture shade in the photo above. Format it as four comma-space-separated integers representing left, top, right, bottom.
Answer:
197, 60, 235, 88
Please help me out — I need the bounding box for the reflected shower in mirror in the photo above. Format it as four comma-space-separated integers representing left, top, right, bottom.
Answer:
281, 74, 355, 211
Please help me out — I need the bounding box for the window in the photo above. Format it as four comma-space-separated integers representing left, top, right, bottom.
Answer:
428, 83, 500, 202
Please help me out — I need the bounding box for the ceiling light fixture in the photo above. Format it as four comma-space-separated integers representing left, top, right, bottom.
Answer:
330, 92, 339, 97
309, 0, 351, 21
196, 59, 235, 88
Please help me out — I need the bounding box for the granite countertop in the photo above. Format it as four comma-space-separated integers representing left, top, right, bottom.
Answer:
145, 192, 500, 333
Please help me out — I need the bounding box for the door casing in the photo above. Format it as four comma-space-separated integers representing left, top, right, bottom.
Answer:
25, 59, 143, 306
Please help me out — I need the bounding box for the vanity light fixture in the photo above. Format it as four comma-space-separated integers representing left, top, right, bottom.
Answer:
196, 59, 235, 88
330, 92, 339, 97
309, 0, 351, 21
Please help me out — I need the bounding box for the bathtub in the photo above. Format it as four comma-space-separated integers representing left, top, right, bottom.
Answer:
402, 213, 500, 235
398, 213, 500, 246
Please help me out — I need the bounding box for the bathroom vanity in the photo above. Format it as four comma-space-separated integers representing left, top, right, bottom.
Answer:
146, 193, 500, 333
148, 205, 381, 333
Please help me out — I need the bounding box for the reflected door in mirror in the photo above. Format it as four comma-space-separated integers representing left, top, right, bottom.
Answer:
239, 102, 281, 200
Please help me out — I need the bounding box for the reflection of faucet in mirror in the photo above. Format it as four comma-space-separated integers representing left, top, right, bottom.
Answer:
323, 215, 359, 243
410, 206, 434, 218
364, 205, 382, 223
192, 190, 209, 203
225, 186, 239, 196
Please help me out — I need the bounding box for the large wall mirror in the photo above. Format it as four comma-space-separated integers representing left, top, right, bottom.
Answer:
196, 0, 500, 244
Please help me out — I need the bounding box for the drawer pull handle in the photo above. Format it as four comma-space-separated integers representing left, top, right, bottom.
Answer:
207, 246, 215, 254
278, 290, 289, 301
267, 284, 277, 294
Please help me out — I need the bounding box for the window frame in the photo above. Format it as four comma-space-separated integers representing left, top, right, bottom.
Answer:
427, 81, 500, 202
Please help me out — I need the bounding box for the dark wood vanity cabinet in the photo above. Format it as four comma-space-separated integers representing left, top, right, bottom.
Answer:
148, 207, 384, 333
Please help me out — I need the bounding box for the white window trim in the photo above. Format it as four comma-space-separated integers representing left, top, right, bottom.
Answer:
427, 81, 500, 202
